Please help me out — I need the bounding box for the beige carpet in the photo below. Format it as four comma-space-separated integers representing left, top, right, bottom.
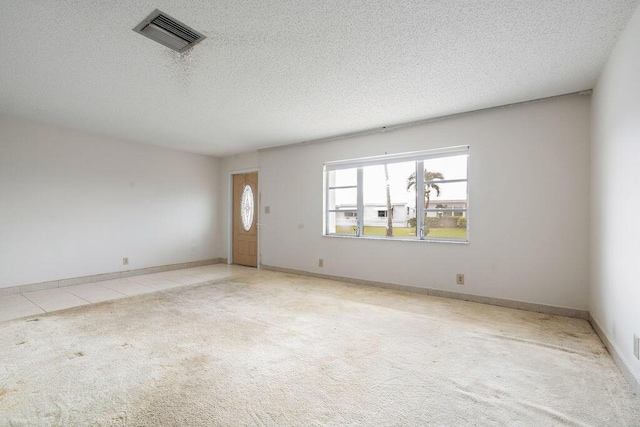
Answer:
0, 269, 638, 426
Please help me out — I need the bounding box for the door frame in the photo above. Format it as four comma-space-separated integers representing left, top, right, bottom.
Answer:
227, 168, 260, 267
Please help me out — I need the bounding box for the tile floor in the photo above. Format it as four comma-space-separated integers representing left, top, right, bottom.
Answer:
0, 264, 248, 323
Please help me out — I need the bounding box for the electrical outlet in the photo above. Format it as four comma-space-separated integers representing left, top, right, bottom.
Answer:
456, 273, 465, 285
123, 257, 129, 266
318, 258, 324, 268
634, 333, 639, 360
265, 206, 270, 214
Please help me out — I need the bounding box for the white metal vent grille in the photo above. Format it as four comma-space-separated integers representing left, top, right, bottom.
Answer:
133, 9, 206, 53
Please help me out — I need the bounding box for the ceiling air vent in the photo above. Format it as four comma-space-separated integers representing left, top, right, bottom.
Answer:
133, 9, 206, 53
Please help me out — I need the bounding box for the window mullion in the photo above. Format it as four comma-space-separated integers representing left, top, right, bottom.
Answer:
357, 167, 364, 236
416, 161, 425, 239
424, 178, 467, 185
328, 185, 358, 190
325, 168, 330, 234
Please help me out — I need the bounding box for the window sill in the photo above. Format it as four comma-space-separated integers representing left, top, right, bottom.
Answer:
323, 234, 469, 244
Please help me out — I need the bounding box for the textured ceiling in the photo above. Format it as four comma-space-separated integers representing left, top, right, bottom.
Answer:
0, 1, 638, 156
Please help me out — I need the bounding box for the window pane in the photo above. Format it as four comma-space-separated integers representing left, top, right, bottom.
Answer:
327, 212, 358, 235
240, 184, 254, 231
327, 188, 357, 211
423, 212, 468, 240
330, 168, 357, 187
422, 181, 467, 240
362, 161, 417, 237
424, 182, 467, 211
424, 154, 468, 181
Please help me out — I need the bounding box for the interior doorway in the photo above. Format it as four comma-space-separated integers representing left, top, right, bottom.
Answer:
232, 172, 258, 267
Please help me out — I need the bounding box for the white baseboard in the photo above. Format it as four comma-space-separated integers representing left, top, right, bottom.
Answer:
589, 314, 640, 397
0, 258, 225, 296
260, 264, 589, 319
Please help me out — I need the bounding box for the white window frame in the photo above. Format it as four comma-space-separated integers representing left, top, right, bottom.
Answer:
324, 145, 469, 243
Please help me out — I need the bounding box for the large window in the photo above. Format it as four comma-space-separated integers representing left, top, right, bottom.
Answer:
324, 146, 469, 242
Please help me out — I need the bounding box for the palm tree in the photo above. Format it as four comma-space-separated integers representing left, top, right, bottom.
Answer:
384, 164, 393, 236
406, 170, 444, 235
406, 170, 444, 208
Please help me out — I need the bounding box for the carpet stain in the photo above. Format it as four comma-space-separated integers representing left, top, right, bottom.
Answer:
111, 412, 127, 423
0, 388, 15, 400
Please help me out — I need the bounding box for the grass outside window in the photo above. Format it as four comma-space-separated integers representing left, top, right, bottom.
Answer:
335, 226, 467, 239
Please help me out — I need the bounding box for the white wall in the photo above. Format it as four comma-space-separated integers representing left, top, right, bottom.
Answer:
226, 95, 591, 310
591, 5, 640, 385
0, 115, 222, 289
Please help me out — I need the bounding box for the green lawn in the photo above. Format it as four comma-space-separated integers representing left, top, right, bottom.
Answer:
335, 226, 467, 239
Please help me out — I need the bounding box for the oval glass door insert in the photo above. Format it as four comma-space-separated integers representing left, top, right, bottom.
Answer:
241, 184, 254, 231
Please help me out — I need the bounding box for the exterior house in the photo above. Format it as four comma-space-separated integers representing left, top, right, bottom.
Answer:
334, 198, 467, 228
334, 203, 416, 228
426, 199, 468, 217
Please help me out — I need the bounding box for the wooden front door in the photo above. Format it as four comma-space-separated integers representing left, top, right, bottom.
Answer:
232, 172, 258, 267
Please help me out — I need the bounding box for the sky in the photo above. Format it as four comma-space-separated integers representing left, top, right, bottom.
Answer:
332, 155, 467, 207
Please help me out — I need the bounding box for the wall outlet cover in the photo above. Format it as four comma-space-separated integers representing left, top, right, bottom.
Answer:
318, 259, 324, 268
634, 333, 639, 360
456, 273, 465, 285
123, 257, 129, 265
